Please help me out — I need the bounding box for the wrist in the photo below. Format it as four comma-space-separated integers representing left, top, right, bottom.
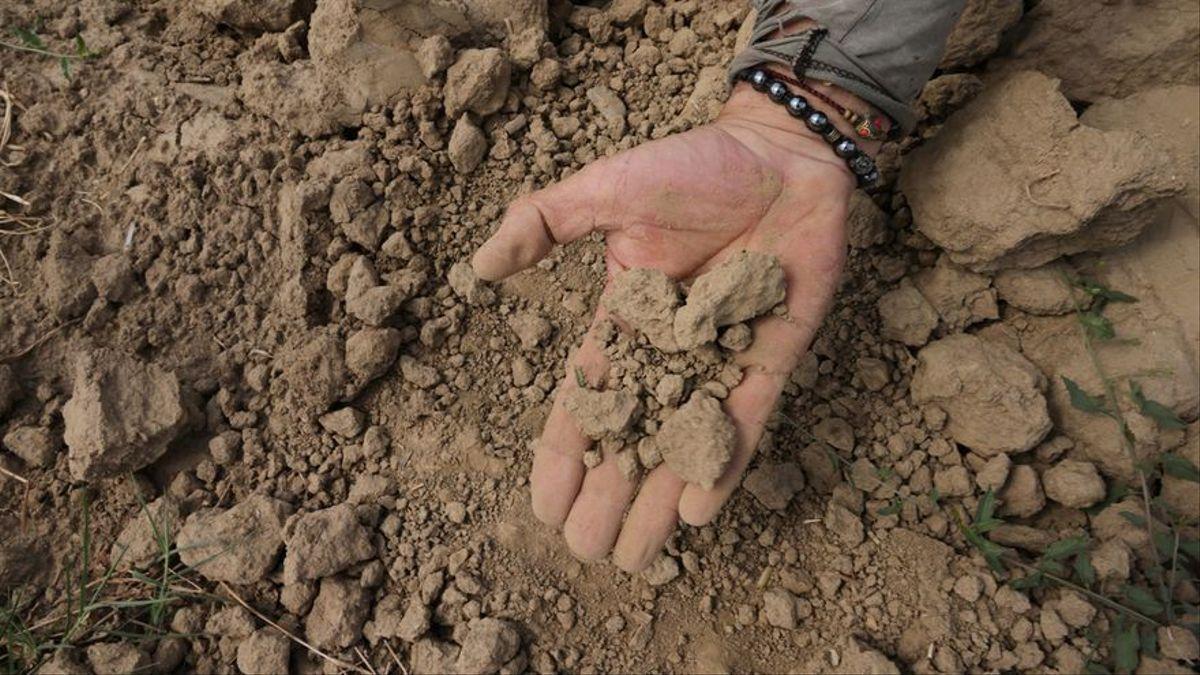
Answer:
716, 81, 875, 191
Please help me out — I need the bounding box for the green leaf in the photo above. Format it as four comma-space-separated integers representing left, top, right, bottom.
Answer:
573, 366, 587, 389
963, 525, 1005, 573
930, 487, 942, 506
1083, 662, 1109, 675
1074, 552, 1096, 587
973, 490, 1005, 532
1087, 482, 1130, 516
1040, 559, 1068, 576
1064, 377, 1110, 416
1112, 622, 1140, 675
1153, 532, 1176, 561
12, 26, 45, 49
1043, 535, 1089, 561
1178, 537, 1200, 561
1118, 511, 1147, 528
1130, 382, 1187, 430
60, 56, 71, 80
1139, 624, 1159, 659
1010, 572, 1044, 590
1079, 312, 1116, 340
1121, 585, 1165, 617
1075, 279, 1138, 303
74, 35, 88, 57
1161, 453, 1200, 483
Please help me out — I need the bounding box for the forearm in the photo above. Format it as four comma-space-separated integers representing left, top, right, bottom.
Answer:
730, 0, 967, 136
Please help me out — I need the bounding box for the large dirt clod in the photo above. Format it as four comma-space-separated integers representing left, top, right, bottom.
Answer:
877, 283, 939, 347
236, 627, 291, 675
110, 497, 180, 571
283, 503, 376, 583
939, 0, 1022, 70
85, 643, 152, 675
176, 495, 293, 584
911, 334, 1052, 456
993, 262, 1078, 315
276, 327, 349, 418
62, 349, 186, 481
674, 250, 786, 350
901, 71, 1183, 272
563, 387, 641, 440
1082, 85, 1200, 219
1042, 459, 1107, 509
911, 255, 998, 331
657, 392, 736, 489
309, 0, 429, 113
997, 0, 1199, 103
603, 267, 682, 352
455, 617, 521, 675
2, 425, 60, 468
306, 576, 372, 650
444, 48, 511, 118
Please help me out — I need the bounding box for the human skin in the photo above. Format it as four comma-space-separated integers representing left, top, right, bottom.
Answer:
472, 78, 878, 572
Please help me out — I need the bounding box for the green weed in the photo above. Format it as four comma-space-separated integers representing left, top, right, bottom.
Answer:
1, 24, 99, 80
956, 277, 1200, 674
0, 492, 205, 674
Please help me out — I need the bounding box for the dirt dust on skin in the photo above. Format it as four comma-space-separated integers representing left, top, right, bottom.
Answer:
1, 0, 1199, 674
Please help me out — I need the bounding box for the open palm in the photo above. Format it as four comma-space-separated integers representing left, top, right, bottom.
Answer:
473, 87, 856, 572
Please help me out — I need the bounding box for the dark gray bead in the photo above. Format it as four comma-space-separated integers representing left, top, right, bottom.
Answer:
850, 153, 874, 175
750, 70, 770, 91
859, 169, 880, 186
834, 138, 858, 158
767, 81, 788, 102
786, 96, 808, 117
805, 111, 830, 133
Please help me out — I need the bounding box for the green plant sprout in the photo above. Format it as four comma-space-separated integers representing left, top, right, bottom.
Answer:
954, 276, 1200, 674
1, 25, 99, 80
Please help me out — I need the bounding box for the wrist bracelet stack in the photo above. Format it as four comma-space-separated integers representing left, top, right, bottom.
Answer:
737, 68, 880, 189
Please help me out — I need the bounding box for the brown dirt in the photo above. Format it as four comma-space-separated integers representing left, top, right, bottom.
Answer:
0, 0, 1198, 674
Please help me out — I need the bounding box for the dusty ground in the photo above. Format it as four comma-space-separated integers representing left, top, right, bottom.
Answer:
1, 0, 1198, 673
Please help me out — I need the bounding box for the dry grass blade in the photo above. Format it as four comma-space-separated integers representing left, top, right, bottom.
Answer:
1, 319, 79, 363
355, 646, 379, 675
383, 639, 408, 675
0, 463, 28, 484
0, 86, 46, 289
217, 581, 369, 674
0, 88, 14, 158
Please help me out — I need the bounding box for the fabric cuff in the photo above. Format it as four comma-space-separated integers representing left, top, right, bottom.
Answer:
729, 0, 967, 135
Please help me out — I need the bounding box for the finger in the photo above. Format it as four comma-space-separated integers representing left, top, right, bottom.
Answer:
677, 366, 784, 526
472, 158, 627, 282
611, 467, 686, 573
562, 444, 639, 561
529, 313, 611, 527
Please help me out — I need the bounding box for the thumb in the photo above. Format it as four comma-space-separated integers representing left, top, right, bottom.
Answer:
472, 155, 630, 282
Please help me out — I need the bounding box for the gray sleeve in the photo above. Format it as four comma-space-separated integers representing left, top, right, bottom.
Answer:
729, 0, 967, 134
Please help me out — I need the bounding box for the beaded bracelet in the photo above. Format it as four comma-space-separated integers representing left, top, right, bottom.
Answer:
737, 68, 880, 189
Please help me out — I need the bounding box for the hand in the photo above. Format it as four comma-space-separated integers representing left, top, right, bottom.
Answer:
472, 84, 858, 572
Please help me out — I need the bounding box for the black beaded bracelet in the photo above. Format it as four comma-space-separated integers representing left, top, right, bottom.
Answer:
737, 68, 880, 189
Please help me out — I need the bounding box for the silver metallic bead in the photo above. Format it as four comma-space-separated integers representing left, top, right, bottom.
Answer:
767, 81, 788, 102
859, 169, 880, 186
805, 111, 830, 133
786, 96, 808, 117
750, 70, 770, 91
834, 138, 858, 158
